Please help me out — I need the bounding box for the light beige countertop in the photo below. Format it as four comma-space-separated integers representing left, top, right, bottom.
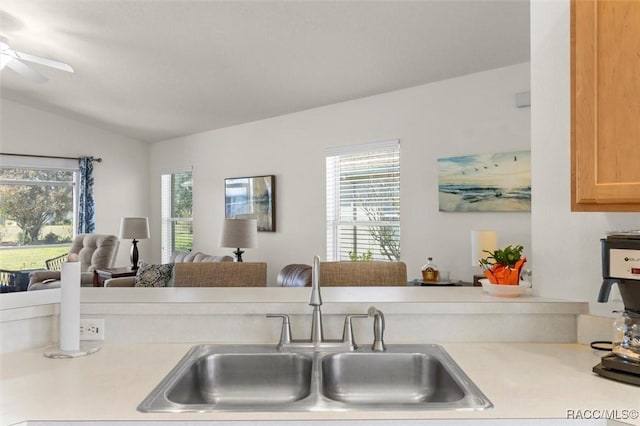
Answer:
2, 287, 587, 352
1, 342, 638, 425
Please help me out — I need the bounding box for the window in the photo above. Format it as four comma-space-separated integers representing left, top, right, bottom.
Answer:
326, 140, 400, 261
161, 169, 193, 263
0, 156, 78, 270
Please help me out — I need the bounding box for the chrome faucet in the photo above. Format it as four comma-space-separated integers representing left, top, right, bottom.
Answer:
368, 306, 386, 351
268, 255, 372, 350
309, 255, 323, 343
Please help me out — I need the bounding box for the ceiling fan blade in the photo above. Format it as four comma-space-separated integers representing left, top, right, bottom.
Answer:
14, 50, 74, 73
6, 59, 48, 83
0, 53, 12, 70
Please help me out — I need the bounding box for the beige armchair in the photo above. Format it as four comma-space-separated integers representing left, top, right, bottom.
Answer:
28, 234, 119, 290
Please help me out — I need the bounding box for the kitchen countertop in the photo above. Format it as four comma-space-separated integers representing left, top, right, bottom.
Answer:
1, 342, 638, 425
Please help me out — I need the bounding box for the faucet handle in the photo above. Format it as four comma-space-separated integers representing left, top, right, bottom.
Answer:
368, 307, 386, 352
266, 314, 292, 347
342, 313, 369, 350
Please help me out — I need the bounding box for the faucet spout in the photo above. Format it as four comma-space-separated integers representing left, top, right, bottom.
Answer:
309, 255, 323, 343
309, 255, 322, 306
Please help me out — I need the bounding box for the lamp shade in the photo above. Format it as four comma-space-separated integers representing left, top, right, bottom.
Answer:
471, 230, 497, 266
119, 217, 150, 240
220, 218, 258, 249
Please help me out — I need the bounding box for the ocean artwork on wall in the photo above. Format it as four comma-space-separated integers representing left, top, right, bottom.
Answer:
438, 150, 531, 212
225, 175, 275, 231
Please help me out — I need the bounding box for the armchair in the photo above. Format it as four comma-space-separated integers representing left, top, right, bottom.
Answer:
277, 264, 312, 287
28, 234, 119, 290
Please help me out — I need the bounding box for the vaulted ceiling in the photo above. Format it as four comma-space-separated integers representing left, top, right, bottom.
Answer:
0, 1, 529, 142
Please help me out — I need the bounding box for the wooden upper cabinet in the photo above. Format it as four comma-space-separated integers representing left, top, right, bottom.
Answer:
571, 0, 640, 211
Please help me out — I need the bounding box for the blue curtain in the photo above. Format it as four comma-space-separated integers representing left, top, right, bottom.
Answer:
77, 157, 96, 234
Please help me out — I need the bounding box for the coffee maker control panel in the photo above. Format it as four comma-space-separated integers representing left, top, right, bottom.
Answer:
610, 248, 640, 280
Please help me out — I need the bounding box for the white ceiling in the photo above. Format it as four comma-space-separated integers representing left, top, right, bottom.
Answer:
0, 1, 529, 143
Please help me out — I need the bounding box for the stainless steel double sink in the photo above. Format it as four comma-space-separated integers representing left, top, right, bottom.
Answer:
138, 343, 492, 412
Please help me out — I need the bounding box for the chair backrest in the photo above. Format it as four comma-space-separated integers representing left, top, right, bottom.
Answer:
319, 261, 407, 286
173, 262, 267, 287
69, 234, 119, 272
277, 264, 312, 287
45, 253, 68, 270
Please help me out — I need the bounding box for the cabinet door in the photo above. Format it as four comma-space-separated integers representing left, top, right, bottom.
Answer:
571, 0, 640, 211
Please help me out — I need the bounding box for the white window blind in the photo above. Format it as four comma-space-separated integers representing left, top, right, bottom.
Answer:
161, 169, 193, 263
326, 140, 400, 261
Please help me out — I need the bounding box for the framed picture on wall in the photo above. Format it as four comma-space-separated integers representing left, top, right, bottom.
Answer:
437, 150, 531, 212
224, 175, 275, 232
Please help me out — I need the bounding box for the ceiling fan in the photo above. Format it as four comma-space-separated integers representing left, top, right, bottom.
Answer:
0, 37, 74, 84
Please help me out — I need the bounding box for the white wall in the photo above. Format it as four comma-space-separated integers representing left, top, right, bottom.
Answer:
0, 99, 151, 266
530, 0, 639, 317
150, 63, 531, 285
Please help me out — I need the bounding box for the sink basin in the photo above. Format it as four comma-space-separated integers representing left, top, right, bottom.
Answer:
138, 344, 492, 412
168, 353, 312, 405
321, 352, 465, 404
138, 345, 313, 412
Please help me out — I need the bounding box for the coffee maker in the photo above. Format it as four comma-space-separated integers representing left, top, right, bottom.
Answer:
593, 231, 640, 386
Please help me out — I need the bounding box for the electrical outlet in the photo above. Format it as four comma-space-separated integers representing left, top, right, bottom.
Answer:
80, 318, 105, 340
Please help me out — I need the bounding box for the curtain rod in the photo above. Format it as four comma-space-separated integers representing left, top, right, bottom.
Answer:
0, 153, 103, 163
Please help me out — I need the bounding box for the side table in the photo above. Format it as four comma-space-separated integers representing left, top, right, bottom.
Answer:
94, 267, 137, 287
407, 279, 474, 287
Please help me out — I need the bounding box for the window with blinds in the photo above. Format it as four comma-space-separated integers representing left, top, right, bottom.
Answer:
326, 140, 400, 261
161, 169, 193, 263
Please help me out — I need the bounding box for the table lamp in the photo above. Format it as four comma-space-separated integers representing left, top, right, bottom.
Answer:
220, 218, 258, 262
119, 217, 150, 270
471, 230, 497, 285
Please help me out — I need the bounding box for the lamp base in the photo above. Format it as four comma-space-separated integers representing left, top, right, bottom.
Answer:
233, 248, 245, 262
473, 274, 485, 287
130, 239, 139, 270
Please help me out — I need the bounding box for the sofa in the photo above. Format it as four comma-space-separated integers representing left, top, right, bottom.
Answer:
277, 261, 408, 287
172, 262, 267, 287
104, 251, 267, 287
170, 251, 233, 263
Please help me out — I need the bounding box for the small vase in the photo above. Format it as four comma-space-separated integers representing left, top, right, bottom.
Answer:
484, 258, 527, 285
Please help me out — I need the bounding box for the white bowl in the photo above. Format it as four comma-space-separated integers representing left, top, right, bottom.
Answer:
479, 278, 531, 298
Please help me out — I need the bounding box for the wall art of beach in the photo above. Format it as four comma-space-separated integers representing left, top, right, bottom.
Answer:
438, 150, 531, 212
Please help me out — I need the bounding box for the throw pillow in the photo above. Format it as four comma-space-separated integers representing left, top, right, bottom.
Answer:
134, 262, 174, 287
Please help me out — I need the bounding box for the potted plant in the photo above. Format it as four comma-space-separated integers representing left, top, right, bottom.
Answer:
479, 244, 526, 285
348, 250, 373, 262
